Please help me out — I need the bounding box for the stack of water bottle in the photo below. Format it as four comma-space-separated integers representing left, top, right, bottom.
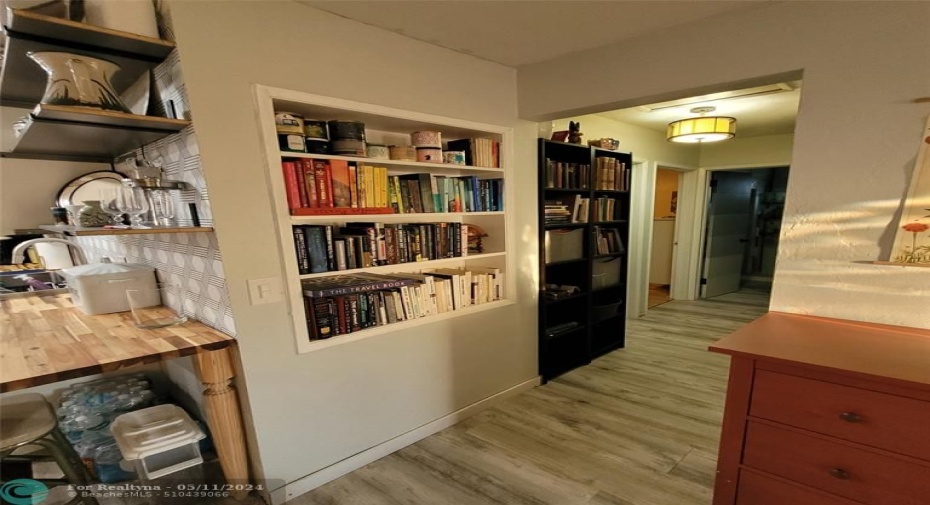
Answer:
56, 374, 156, 483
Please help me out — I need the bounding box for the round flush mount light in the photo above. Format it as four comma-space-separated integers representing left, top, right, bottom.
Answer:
666, 106, 737, 143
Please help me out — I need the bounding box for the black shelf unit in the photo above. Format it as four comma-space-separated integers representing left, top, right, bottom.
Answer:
538, 139, 632, 381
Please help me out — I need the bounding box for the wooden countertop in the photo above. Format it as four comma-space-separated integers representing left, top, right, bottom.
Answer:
710, 311, 930, 388
0, 293, 235, 392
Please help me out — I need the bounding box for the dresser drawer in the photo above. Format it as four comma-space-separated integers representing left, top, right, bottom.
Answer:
743, 421, 930, 505
750, 369, 930, 459
737, 470, 857, 505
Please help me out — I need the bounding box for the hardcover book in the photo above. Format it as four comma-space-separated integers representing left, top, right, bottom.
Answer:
301, 273, 417, 298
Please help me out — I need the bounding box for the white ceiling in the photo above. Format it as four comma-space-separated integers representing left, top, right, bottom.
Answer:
300, 0, 796, 137
598, 82, 801, 138
299, 0, 775, 67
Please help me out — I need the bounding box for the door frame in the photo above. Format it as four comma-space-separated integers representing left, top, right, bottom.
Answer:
683, 163, 790, 300
628, 159, 694, 317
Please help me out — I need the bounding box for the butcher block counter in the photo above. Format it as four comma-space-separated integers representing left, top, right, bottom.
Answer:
709, 312, 930, 505
0, 291, 250, 490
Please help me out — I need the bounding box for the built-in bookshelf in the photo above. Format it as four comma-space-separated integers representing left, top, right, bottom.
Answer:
538, 139, 632, 381
256, 86, 514, 354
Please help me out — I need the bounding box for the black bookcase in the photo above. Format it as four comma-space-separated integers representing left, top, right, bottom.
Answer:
538, 139, 632, 381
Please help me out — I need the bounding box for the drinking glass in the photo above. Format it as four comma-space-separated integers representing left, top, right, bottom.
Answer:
126, 284, 188, 329
150, 190, 176, 227
116, 186, 150, 228
99, 188, 126, 226
64, 204, 85, 226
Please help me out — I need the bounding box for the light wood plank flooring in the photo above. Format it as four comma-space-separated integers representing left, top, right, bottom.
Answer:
294, 288, 770, 505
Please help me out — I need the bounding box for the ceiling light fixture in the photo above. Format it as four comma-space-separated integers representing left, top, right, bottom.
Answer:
666, 106, 736, 143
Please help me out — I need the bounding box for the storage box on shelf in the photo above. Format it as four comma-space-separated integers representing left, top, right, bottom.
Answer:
537, 139, 633, 381
256, 87, 514, 354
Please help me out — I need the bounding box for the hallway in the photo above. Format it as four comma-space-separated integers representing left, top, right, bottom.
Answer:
297, 288, 770, 505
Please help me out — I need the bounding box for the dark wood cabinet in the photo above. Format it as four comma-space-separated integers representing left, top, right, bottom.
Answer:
537, 139, 632, 381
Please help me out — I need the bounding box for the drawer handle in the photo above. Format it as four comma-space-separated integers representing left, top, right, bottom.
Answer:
839, 412, 862, 423
829, 468, 852, 480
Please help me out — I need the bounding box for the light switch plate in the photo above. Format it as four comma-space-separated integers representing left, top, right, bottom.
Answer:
247, 277, 283, 305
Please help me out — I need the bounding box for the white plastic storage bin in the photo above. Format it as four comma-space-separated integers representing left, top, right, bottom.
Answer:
110, 405, 205, 480
545, 228, 584, 263
60, 262, 157, 315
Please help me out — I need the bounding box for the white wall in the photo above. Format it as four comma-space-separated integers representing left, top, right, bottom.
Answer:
0, 106, 110, 235
700, 133, 794, 169
519, 1, 930, 328
167, 0, 536, 499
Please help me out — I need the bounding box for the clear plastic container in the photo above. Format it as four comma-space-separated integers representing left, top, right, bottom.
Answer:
111, 405, 205, 480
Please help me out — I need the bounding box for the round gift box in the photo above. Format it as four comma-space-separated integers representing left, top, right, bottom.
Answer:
389, 145, 417, 161
275, 112, 304, 134
416, 147, 443, 163
366, 144, 390, 159
410, 131, 442, 148
278, 133, 305, 152
443, 151, 466, 165
303, 119, 328, 140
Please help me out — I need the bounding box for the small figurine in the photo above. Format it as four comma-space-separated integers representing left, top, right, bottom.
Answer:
568, 121, 583, 145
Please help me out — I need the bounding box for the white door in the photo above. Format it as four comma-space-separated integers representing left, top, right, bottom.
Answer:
701, 172, 754, 298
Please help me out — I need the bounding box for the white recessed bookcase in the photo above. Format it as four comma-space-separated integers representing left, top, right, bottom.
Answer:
254, 85, 516, 354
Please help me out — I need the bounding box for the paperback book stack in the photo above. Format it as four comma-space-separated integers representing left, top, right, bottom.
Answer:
302, 269, 505, 340
544, 195, 589, 225
447, 138, 501, 168
594, 197, 619, 221
293, 222, 475, 274
593, 226, 625, 255
594, 157, 629, 191
544, 159, 590, 189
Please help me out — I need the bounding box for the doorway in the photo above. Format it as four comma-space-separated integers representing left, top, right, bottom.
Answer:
648, 168, 681, 307
700, 167, 789, 297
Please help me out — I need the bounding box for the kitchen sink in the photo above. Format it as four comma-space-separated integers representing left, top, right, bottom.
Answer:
0, 269, 69, 298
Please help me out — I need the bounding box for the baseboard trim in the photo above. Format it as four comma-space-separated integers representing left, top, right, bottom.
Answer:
274, 376, 541, 505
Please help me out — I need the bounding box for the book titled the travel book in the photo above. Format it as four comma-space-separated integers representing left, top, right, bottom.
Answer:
301, 273, 417, 298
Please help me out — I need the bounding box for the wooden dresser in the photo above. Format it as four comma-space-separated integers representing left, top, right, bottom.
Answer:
709, 312, 930, 505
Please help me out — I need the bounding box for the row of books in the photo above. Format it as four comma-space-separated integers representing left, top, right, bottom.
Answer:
595, 157, 629, 191
449, 138, 501, 168
594, 197, 621, 222
293, 222, 475, 275
301, 270, 505, 340
281, 160, 505, 215
282, 159, 389, 211
544, 195, 589, 225
593, 226, 625, 255
388, 174, 504, 214
544, 159, 590, 190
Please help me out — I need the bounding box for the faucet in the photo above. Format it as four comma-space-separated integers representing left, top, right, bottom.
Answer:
11, 238, 88, 266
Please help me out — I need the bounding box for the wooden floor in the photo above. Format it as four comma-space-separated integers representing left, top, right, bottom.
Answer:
647, 284, 672, 308
294, 288, 770, 505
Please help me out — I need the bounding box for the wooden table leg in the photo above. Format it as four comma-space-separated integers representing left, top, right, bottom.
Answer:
194, 346, 249, 498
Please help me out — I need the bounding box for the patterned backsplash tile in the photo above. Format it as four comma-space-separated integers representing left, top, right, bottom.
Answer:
65, 10, 235, 336
73, 232, 236, 335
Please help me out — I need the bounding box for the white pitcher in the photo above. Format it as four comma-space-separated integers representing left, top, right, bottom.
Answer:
28, 51, 131, 113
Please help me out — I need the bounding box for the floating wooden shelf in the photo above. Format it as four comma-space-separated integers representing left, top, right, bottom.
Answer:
0, 9, 175, 108
39, 225, 213, 236
5, 105, 191, 162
